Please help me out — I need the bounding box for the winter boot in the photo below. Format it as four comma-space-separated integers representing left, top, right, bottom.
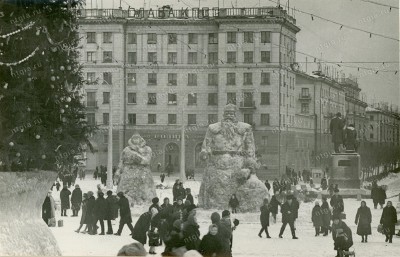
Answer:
365, 235, 368, 243
385, 235, 389, 242
389, 235, 393, 243
361, 235, 364, 243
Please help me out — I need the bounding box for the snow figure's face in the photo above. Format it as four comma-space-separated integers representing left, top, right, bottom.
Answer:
210, 227, 218, 236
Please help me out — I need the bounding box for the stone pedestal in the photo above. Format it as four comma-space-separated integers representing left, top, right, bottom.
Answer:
329, 153, 361, 189
0, 171, 61, 256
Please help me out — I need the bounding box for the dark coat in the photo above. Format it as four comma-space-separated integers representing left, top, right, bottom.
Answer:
344, 127, 357, 150
281, 202, 296, 223
199, 233, 223, 257
380, 206, 397, 235
60, 188, 71, 209
106, 195, 119, 220
94, 195, 108, 220
183, 223, 201, 250
355, 206, 371, 235
321, 178, 328, 190
132, 212, 152, 245
176, 187, 186, 201
229, 197, 239, 209
217, 219, 232, 256
71, 188, 82, 204
371, 186, 380, 204
330, 195, 344, 215
172, 183, 179, 201
118, 196, 132, 224
269, 195, 280, 214
321, 201, 331, 227
292, 198, 300, 219
332, 221, 353, 251
186, 193, 194, 205
260, 205, 271, 227
312, 205, 323, 227
164, 228, 186, 253
330, 116, 345, 144
378, 188, 386, 205
86, 196, 96, 224
80, 199, 88, 225
265, 182, 271, 191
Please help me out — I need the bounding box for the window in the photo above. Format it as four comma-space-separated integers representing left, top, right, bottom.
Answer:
301, 103, 309, 114
227, 51, 236, 63
261, 31, 271, 43
148, 33, 157, 44
168, 52, 177, 64
127, 73, 136, 85
87, 32, 96, 43
188, 114, 197, 125
208, 74, 218, 86
168, 114, 177, 125
244, 51, 253, 63
148, 52, 157, 63
168, 73, 177, 86
227, 32, 236, 43
128, 114, 136, 125
243, 73, 253, 85
370, 133, 374, 139
148, 93, 157, 105
261, 92, 270, 105
87, 52, 95, 62
301, 88, 309, 97
208, 93, 218, 105
227, 93, 236, 105
243, 92, 253, 105
103, 32, 112, 43
103, 72, 112, 85
103, 134, 108, 144
244, 32, 253, 43
189, 33, 198, 44
168, 33, 177, 44
127, 33, 137, 44
148, 114, 156, 124
188, 73, 197, 86
370, 115, 374, 121
103, 113, 109, 125
261, 114, 270, 125
208, 52, 218, 65
127, 93, 136, 104
103, 92, 110, 104
244, 114, 253, 124
261, 51, 271, 63
261, 73, 270, 85
227, 73, 236, 85
128, 52, 137, 64
168, 93, 177, 105
86, 113, 95, 126
148, 73, 157, 85
86, 92, 96, 107
208, 33, 218, 44
188, 93, 197, 105
103, 51, 113, 63
208, 114, 217, 124
188, 52, 198, 64
87, 72, 96, 84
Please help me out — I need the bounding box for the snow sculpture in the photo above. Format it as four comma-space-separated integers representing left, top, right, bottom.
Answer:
198, 104, 269, 212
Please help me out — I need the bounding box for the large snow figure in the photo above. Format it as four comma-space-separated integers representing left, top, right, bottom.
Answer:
114, 132, 156, 205
199, 104, 269, 212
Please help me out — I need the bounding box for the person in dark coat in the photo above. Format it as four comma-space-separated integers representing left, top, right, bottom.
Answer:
177, 183, 186, 201
71, 184, 83, 216
321, 196, 332, 236
330, 189, 344, 216
328, 184, 334, 197
258, 198, 271, 238
115, 192, 134, 236
199, 224, 222, 257
186, 188, 194, 205
278, 195, 298, 239
380, 201, 397, 243
270, 191, 281, 223
105, 190, 118, 234
312, 201, 323, 236
172, 179, 180, 202
371, 181, 380, 209
332, 214, 353, 257
272, 179, 280, 193
75, 193, 88, 233
166, 162, 174, 177
42, 191, 56, 226
148, 208, 161, 254
219, 211, 233, 257
163, 219, 186, 256
183, 212, 201, 251
344, 124, 358, 152
378, 186, 387, 209
55, 181, 61, 191
94, 191, 108, 235
228, 194, 239, 214
86, 191, 96, 234
60, 185, 71, 216
131, 210, 152, 245
160, 173, 166, 183
149, 197, 161, 212
161, 197, 172, 209
94, 166, 99, 180
355, 201, 371, 243
265, 180, 271, 192
329, 112, 345, 153
321, 177, 328, 190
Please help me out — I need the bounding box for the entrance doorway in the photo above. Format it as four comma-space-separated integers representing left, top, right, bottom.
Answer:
165, 143, 179, 173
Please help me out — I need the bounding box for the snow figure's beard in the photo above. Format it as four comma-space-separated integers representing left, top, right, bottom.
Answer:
221, 119, 238, 141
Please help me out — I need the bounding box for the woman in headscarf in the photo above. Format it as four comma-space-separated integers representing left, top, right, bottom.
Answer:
42, 191, 56, 226
380, 201, 397, 243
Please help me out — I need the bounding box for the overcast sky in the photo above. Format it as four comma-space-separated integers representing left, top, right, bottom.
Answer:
85, 0, 399, 108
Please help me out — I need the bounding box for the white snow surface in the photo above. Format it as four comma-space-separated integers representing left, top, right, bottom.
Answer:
49, 174, 400, 257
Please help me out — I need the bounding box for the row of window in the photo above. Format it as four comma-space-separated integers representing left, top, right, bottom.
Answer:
86, 31, 272, 45
87, 50, 271, 64
87, 72, 272, 86
88, 113, 271, 126
87, 92, 272, 106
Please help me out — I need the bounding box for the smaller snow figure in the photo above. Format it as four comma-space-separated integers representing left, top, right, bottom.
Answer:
228, 194, 239, 214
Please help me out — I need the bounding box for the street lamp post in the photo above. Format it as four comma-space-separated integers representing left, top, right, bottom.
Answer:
106, 85, 113, 189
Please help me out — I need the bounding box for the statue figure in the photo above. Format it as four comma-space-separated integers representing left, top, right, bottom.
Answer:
114, 132, 156, 205
198, 104, 269, 212
329, 112, 345, 153
344, 124, 358, 152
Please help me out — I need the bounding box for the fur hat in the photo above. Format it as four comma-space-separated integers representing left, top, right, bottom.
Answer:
117, 192, 124, 197
87, 191, 94, 197
107, 190, 113, 196
152, 197, 159, 204
332, 214, 341, 220
117, 242, 147, 256
222, 210, 230, 218
211, 212, 221, 224
173, 219, 183, 230
75, 184, 80, 188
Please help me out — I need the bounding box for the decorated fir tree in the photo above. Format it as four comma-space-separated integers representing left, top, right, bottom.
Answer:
0, 0, 95, 171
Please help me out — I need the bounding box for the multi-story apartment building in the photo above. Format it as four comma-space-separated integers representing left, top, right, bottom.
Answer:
77, 6, 301, 178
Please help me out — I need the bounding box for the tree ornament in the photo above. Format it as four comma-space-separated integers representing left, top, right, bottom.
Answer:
51, 76, 56, 81
3, 83, 8, 89
41, 154, 46, 159
16, 152, 20, 157
62, 117, 67, 122
65, 104, 68, 108
51, 69, 55, 73
50, 84, 55, 89
51, 47, 57, 52
60, 109, 65, 114
60, 66, 65, 71
67, 65, 71, 70
27, 77, 32, 82
35, 134, 41, 139
27, 107, 31, 112
20, 128, 24, 132
56, 76, 60, 79
66, 97, 71, 102
9, 142, 14, 147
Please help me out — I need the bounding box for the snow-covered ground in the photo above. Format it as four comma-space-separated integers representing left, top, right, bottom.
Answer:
49, 174, 400, 257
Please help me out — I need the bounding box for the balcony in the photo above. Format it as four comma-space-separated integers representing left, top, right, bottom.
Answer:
239, 101, 256, 109
299, 93, 311, 101
85, 101, 98, 110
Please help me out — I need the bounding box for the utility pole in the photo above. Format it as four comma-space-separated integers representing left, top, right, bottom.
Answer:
180, 95, 186, 182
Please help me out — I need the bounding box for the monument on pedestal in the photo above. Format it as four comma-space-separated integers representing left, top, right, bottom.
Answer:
114, 132, 156, 205
198, 104, 269, 212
